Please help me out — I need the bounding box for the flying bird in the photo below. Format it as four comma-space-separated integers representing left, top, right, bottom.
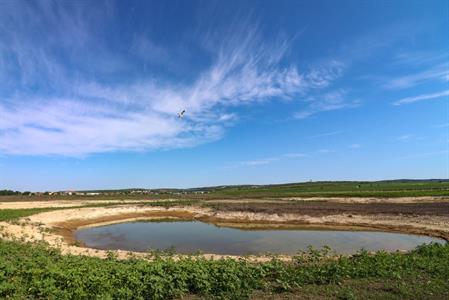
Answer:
178, 110, 185, 118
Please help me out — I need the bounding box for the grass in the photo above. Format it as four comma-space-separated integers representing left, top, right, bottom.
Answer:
0, 208, 60, 222
0, 240, 447, 299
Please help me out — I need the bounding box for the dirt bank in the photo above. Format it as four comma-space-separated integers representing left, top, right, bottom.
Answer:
207, 201, 449, 216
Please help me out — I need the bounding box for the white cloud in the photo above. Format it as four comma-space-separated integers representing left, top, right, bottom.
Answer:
393, 89, 449, 106
399, 150, 449, 160
0, 3, 345, 156
317, 149, 334, 154
309, 131, 343, 138
226, 152, 307, 169
303, 60, 344, 88
129, 36, 173, 68
349, 144, 361, 148
398, 134, 414, 141
383, 63, 449, 89
393, 51, 448, 67
240, 157, 279, 166
284, 152, 307, 158
0, 34, 312, 156
242, 152, 308, 165
433, 123, 449, 128
295, 90, 359, 119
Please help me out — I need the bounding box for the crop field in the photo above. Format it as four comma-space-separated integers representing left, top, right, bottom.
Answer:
206, 201, 449, 218
207, 180, 449, 198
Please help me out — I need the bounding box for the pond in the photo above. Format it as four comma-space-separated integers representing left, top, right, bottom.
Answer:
75, 220, 445, 255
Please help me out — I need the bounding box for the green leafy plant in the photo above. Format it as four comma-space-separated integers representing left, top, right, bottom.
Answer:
2, 240, 447, 299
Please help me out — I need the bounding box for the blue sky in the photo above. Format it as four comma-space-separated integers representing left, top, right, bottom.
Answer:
0, 0, 448, 191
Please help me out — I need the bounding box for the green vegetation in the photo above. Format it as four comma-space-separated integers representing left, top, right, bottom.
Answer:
0, 208, 60, 222
207, 180, 449, 198
0, 240, 447, 299
0, 206, 122, 222
0, 190, 23, 196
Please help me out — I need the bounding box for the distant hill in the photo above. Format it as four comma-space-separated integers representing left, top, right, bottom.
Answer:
2, 179, 448, 198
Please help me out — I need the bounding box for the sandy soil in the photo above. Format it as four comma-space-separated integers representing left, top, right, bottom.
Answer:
0, 200, 448, 261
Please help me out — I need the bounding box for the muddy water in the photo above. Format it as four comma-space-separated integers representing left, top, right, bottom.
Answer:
75, 221, 445, 255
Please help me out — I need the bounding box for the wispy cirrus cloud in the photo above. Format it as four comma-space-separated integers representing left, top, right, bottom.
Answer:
383, 63, 449, 89
317, 149, 335, 153
226, 152, 307, 169
295, 89, 359, 119
283, 152, 307, 158
309, 130, 343, 138
302, 60, 344, 89
399, 150, 449, 160
398, 134, 414, 141
0, 2, 343, 156
393, 51, 449, 67
349, 144, 361, 148
433, 123, 449, 128
240, 157, 280, 166
393, 89, 449, 106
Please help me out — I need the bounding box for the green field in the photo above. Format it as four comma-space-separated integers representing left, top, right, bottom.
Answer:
0, 240, 447, 299
207, 180, 449, 198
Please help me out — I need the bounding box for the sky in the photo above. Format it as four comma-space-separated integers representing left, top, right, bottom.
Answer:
0, 0, 448, 191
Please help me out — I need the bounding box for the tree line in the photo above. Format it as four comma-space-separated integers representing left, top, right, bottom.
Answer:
0, 190, 33, 196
